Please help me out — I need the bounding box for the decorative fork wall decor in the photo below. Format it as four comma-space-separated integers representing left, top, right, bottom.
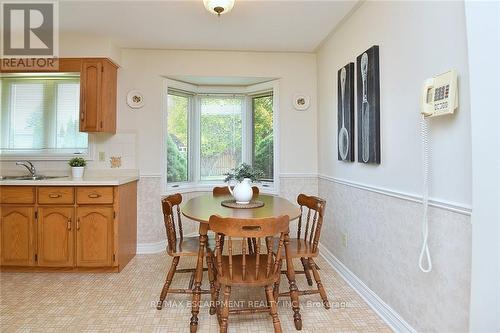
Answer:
356, 45, 381, 164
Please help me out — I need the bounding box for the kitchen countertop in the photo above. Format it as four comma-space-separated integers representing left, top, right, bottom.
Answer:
0, 172, 139, 186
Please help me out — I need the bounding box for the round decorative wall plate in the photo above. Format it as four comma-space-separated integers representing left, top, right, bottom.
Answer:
293, 94, 310, 111
127, 90, 145, 108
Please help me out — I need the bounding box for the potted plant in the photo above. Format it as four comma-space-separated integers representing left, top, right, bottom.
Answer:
68, 157, 87, 178
224, 163, 264, 204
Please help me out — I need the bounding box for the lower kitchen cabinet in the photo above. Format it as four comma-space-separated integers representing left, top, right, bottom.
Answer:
76, 206, 114, 267
0, 181, 137, 272
0, 206, 35, 266
37, 207, 74, 267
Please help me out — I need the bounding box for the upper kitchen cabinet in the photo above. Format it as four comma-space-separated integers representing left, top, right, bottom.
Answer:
79, 58, 118, 133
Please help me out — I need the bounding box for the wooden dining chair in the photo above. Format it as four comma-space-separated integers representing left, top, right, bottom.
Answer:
212, 185, 260, 197
157, 193, 216, 310
209, 214, 290, 333
275, 193, 330, 309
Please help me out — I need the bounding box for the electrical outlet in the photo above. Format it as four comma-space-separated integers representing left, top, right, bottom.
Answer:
98, 151, 105, 162
341, 232, 348, 248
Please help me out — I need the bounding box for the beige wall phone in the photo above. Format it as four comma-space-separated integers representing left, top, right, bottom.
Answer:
421, 69, 458, 117
419, 69, 459, 273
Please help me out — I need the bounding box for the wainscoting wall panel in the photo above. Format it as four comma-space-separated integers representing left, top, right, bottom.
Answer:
318, 177, 471, 332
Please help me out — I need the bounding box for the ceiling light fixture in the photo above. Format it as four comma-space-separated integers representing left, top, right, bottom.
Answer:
203, 0, 235, 16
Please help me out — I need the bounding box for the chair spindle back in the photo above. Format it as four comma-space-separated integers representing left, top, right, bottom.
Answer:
296, 194, 326, 253
209, 215, 289, 282
161, 193, 184, 252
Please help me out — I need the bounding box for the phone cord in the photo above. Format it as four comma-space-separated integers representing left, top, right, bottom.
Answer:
419, 116, 432, 273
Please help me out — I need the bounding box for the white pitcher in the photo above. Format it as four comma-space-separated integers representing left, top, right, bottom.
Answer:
228, 178, 253, 204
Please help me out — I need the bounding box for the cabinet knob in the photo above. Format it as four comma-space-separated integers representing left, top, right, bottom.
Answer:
76, 218, 80, 230
67, 218, 72, 230
88, 193, 101, 198
48, 193, 61, 198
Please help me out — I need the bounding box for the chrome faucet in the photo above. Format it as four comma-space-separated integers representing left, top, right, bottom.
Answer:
16, 161, 37, 177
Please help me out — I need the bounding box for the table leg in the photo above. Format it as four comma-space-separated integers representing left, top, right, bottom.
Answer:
284, 232, 302, 330
190, 223, 208, 333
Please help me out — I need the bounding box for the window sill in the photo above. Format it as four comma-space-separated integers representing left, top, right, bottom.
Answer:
0, 152, 93, 162
165, 182, 278, 196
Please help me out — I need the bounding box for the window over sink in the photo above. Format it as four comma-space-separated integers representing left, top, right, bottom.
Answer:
0, 73, 90, 159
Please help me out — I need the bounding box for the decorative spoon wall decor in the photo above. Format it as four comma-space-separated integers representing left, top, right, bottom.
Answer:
337, 63, 355, 162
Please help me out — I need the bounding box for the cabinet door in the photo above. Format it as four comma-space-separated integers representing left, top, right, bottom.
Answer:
0, 206, 35, 266
80, 60, 102, 132
37, 207, 74, 267
76, 206, 113, 267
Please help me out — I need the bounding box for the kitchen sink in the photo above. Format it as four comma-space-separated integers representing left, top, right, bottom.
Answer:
0, 175, 68, 181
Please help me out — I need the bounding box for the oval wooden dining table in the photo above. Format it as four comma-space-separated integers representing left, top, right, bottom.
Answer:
182, 193, 303, 332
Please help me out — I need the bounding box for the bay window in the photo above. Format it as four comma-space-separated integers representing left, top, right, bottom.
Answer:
166, 80, 277, 189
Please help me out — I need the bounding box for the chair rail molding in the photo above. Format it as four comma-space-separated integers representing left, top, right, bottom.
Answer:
279, 172, 319, 178
318, 174, 472, 216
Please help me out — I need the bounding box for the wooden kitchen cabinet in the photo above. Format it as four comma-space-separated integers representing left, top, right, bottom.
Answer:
76, 206, 114, 267
0, 206, 35, 266
79, 58, 117, 133
1, 57, 118, 133
37, 207, 74, 267
0, 181, 137, 272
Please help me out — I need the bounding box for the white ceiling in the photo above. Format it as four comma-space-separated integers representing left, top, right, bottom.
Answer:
59, 0, 358, 52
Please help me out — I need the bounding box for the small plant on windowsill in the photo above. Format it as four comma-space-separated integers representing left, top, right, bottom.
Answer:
68, 157, 87, 178
224, 163, 264, 204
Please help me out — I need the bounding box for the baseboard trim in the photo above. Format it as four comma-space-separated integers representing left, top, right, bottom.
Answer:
318, 174, 472, 216
318, 243, 417, 333
136, 240, 166, 254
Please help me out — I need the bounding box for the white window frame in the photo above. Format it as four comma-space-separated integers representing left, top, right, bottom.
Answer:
162, 78, 279, 194
0, 73, 94, 161
0, 138, 95, 161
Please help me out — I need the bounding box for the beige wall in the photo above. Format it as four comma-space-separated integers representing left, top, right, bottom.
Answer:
316, 1, 472, 332
317, 1, 471, 207
117, 49, 318, 177
60, 32, 122, 65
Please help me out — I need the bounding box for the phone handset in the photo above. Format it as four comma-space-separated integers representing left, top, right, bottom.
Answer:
421, 78, 435, 117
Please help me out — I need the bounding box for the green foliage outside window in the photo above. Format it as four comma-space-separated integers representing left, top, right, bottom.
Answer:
167, 135, 187, 182
200, 97, 242, 179
253, 95, 274, 181
167, 94, 189, 183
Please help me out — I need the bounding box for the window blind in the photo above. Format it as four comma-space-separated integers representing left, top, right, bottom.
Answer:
0, 75, 88, 154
